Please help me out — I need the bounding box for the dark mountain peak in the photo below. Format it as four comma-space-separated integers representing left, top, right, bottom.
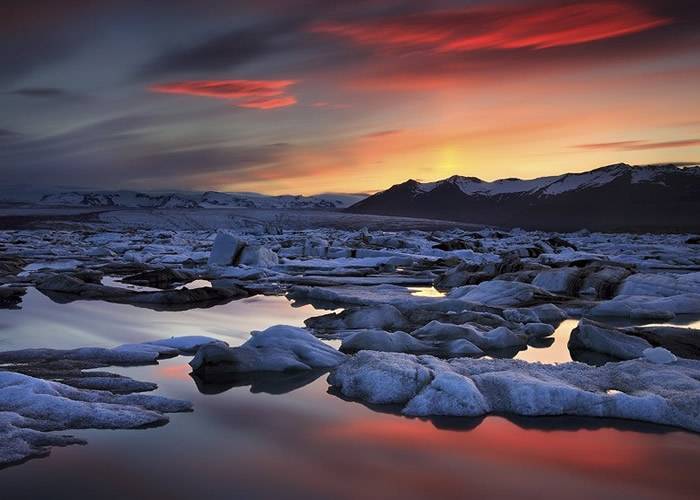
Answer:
348, 162, 700, 232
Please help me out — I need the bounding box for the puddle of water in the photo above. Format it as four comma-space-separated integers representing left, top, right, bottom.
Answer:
100, 275, 163, 292
100, 276, 213, 293
408, 286, 446, 298
515, 319, 578, 364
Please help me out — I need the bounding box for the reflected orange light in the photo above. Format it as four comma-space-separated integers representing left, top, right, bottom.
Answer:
158, 362, 192, 381
317, 416, 651, 472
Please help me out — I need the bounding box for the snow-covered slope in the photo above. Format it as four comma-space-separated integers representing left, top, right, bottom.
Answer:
36, 190, 366, 210
350, 163, 700, 232
410, 163, 699, 198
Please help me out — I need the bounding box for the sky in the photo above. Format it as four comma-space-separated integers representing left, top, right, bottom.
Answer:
1, 0, 699, 195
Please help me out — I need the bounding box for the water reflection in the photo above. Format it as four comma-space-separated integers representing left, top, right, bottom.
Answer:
515, 319, 577, 364
191, 368, 328, 395
0, 288, 317, 350
408, 286, 446, 298
4, 355, 698, 500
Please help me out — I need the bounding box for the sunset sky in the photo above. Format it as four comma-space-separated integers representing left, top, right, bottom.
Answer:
1, 0, 699, 195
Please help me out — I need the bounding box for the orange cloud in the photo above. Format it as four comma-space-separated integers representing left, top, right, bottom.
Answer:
312, 1, 670, 52
238, 95, 297, 109
149, 79, 298, 109
576, 138, 700, 150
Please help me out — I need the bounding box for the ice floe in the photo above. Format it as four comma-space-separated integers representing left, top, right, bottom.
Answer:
329, 351, 700, 432
0, 370, 191, 467
190, 325, 347, 374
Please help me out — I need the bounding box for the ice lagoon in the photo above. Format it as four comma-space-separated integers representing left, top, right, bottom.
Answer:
1, 287, 700, 499
2, 210, 700, 499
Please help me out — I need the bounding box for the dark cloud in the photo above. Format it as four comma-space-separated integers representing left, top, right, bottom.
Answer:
0, 128, 21, 139
0, 1, 108, 83
134, 1, 409, 79
8, 87, 75, 98
139, 22, 299, 77
0, 112, 293, 188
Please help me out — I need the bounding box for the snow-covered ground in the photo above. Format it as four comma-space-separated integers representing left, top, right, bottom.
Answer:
1, 207, 700, 467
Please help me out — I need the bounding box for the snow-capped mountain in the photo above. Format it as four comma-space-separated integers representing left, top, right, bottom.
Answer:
36, 190, 365, 210
349, 163, 700, 232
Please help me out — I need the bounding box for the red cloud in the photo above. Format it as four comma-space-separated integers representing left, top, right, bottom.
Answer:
149, 79, 298, 109
312, 1, 670, 52
237, 95, 298, 110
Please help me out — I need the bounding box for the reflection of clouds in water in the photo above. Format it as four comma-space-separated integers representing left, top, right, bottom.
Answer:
0, 288, 316, 350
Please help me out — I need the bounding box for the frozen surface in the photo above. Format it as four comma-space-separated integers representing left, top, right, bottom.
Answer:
329, 351, 700, 432
190, 325, 347, 373
0, 371, 191, 466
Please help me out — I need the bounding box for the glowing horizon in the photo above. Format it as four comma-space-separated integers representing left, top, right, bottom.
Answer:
1, 0, 699, 196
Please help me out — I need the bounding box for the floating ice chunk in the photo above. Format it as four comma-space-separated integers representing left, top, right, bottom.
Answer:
643, 347, 677, 364
190, 325, 347, 373
0, 336, 227, 365
288, 284, 432, 308
0, 346, 161, 365
482, 326, 525, 349
238, 244, 279, 267
86, 247, 117, 257
444, 338, 485, 356
341, 329, 432, 354
532, 268, 581, 295
329, 351, 700, 432
589, 294, 700, 319
413, 321, 485, 344
403, 371, 489, 417
411, 320, 525, 351
207, 232, 245, 266
0, 412, 86, 467
0, 371, 191, 466
503, 304, 567, 324
328, 351, 432, 404
621, 325, 700, 360
453, 280, 553, 307
36, 272, 247, 310
144, 336, 228, 354
569, 319, 652, 360
305, 304, 409, 331
523, 323, 555, 338
617, 273, 700, 297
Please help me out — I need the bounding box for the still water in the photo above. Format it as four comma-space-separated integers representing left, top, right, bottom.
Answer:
1, 289, 700, 499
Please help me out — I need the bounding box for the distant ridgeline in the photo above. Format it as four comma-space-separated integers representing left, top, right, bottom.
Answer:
348, 164, 700, 233
37, 190, 365, 211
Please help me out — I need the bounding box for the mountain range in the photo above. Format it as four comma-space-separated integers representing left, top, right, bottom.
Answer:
348, 163, 700, 232
32, 190, 365, 210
